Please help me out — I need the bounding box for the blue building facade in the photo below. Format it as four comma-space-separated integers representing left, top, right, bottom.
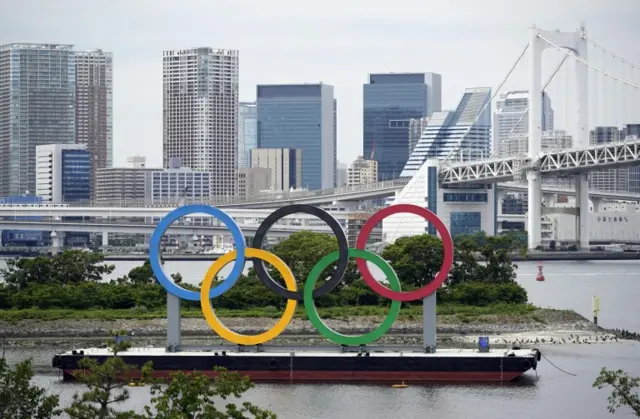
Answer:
257, 84, 336, 190
0, 195, 47, 246
363, 73, 441, 181
60, 148, 92, 246
61, 149, 92, 202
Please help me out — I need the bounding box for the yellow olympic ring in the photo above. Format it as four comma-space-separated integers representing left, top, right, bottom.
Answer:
200, 248, 298, 345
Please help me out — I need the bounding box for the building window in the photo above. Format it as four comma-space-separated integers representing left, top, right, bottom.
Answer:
450, 211, 482, 237
443, 192, 488, 203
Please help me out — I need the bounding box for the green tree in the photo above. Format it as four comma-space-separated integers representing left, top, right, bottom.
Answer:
593, 368, 640, 416
125, 260, 156, 285
144, 369, 276, 419
65, 331, 152, 419
381, 234, 444, 289
0, 357, 61, 419
0, 250, 114, 289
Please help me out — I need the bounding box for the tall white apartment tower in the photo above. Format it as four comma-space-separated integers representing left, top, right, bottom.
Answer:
162, 47, 239, 197
493, 90, 554, 157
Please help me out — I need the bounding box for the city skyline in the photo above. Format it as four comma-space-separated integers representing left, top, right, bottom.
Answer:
2, 1, 639, 168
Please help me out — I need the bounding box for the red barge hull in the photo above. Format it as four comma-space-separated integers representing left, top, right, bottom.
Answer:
53, 347, 541, 384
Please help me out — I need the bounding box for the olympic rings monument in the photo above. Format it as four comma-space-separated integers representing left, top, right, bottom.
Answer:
150, 202, 454, 353
53, 200, 541, 383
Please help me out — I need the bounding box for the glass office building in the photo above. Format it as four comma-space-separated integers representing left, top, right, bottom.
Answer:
61, 148, 92, 202
257, 84, 336, 190
238, 102, 257, 169
363, 73, 441, 181
36, 144, 91, 203
400, 87, 492, 178
0, 43, 77, 197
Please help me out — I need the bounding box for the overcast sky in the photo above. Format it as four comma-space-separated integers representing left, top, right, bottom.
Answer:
2, 0, 639, 167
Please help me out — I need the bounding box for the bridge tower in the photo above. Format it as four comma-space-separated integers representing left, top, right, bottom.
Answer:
528, 26, 589, 250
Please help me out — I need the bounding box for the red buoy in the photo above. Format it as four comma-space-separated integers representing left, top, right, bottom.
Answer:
536, 262, 545, 282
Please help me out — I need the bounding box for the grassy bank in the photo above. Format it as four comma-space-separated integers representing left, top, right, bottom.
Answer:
0, 303, 537, 323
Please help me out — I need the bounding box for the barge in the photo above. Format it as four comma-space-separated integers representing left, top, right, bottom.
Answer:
52, 346, 541, 384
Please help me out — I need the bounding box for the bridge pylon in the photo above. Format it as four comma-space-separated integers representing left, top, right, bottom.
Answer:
528, 25, 589, 250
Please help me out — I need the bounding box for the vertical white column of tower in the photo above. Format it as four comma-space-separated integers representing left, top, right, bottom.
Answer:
575, 29, 590, 250
167, 293, 181, 351
527, 27, 543, 250
423, 158, 439, 352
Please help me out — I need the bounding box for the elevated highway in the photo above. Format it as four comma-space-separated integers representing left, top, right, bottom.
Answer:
0, 220, 332, 237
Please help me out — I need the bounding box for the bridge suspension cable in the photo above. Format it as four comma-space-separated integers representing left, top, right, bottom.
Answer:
538, 34, 640, 89
491, 53, 569, 158
586, 37, 639, 69
440, 43, 530, 167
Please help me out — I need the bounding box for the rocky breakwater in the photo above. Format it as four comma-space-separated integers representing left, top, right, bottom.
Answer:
0, 309, 618, 347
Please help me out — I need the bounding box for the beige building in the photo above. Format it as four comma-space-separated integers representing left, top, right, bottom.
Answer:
238, 167, 272, 197
95, 167, 154, 205
347, 156, 378, 186
250, 148, 302, 191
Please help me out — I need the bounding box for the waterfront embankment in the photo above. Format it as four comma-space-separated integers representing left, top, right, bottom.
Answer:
101, 251, 640, 262
2, 251, 639, 262
1, 308, 626, 348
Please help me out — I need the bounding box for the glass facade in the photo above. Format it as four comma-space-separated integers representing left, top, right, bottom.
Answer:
363, 74, 431, 181
61, 149, 91, 202
257, 84, 335, 190
400, 88, 492, 178
0, 44, 77, 197
238, 102, 257, 168
450, 211, 482, 237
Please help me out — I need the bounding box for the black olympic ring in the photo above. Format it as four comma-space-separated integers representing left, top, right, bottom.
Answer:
252, 204, 349, 301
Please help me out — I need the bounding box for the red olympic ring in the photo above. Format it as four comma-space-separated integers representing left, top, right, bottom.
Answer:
355, 204, 454, 302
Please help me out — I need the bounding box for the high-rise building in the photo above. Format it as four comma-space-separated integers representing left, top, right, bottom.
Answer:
493, 90, 554, 157
238, 102, 257, 169
400, 87, 492, 178
0, 43, 77, 197
250, 148, 302, 191
36, 144, 92, 204
589, 126, 627, 192
347, 156, 378, 186
256, 84, 335, 190
75, 49, 113, 196
363, 73, 442, 181
163, 47, 239, 197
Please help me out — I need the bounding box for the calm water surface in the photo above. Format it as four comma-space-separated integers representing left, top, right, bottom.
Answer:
2, 259, 640, 418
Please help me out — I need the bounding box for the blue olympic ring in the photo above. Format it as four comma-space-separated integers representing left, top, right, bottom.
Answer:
149, 204, 247, 301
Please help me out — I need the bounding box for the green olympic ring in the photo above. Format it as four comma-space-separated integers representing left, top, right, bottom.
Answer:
304, 248, 402, 346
